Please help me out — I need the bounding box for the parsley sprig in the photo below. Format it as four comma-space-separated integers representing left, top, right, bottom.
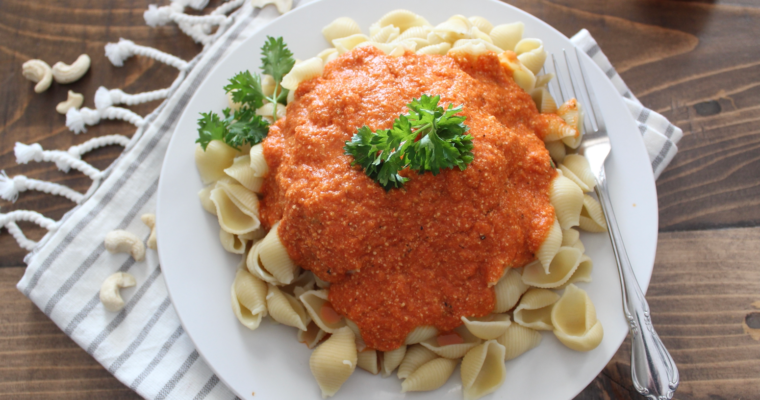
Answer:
196, 36, 295, 151
344, 95, 474, 190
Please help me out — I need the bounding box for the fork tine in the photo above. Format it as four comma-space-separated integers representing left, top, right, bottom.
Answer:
550, 54, 568, 103
572, 47, 606, 133
563, 49, 596, 135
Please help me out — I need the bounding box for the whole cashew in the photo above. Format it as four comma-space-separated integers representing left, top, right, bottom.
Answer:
100, 272, 136, 312
22, 60, 53, 93
141, 213, 157, 250
56, 90, 84, 114
104, 230, 146, 261
52, 54, 91, 84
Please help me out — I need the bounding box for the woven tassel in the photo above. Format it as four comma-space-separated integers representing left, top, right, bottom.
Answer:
0, 210, 58, 251
15, 142, 104, 178
105, 39, 189, 70
0, 171, 84, 203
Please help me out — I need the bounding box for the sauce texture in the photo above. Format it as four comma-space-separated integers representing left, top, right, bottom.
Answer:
260, 47, 557, 351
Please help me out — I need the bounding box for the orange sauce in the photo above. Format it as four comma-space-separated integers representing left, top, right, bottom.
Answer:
260, 46, 557, 351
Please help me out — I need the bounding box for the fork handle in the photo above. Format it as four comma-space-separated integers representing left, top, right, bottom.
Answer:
595, 167, 679, 400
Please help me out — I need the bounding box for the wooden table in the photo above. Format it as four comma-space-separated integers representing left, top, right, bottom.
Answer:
1, 0, 758, 399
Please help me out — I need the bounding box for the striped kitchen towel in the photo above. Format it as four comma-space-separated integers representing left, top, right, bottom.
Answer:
13, 10, 681, 400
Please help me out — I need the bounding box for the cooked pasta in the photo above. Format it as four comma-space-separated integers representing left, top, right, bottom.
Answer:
397, 345, 438, 379
461, 340, 507, 400
461, 313, 511, 340
309, 326, 357, 398
551, 284, 604, 351
513, 288, 560, 330
321, 17, 362, 43
493, 267, 529, 313
400, 357, 458, 393
521, 246, 584, 288
496, 321, 542, 361
196, 10, 610, 399
195, 141, 239, 184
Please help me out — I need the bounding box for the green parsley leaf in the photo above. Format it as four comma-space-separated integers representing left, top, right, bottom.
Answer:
344, 95, 474, 190
196, 112, 227, 151
224, 108, 270, 148
260, 36, 296, 84
224, 71, 266, 110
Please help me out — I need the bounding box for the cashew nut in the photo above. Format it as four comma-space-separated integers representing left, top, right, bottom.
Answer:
52, 54, 91, 84
141, 213, 157, 250
100, 272, 136, 312
56, 90, 84, 114
22, 59, 53, 93
104, 230, 146, 261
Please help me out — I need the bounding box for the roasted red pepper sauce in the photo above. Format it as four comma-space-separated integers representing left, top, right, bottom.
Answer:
260, 46, 556, 351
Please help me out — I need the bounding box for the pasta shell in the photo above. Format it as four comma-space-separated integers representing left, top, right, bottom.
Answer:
224, 155, 263, 192
461, 340, 507, 400
317, 48, 338, 64
259, 74, 276, 97
322, 17, 362, 43
281, 270, 316, 296
513, 288, 560, 330
248, 144, 269, 178
357, 348, 380, 375
219, 228, 247, 254
558, 254, 593, 288
451, 39, 503, 54
210, 187, 260, 235
514, 38, 542, 55
559, 165, 591, 192
256, 102, 287, 123
300, 289, 347, 333
561, 228, 580, 247
489, 22, 524, 52
401, 357, 458, 393
493, 268, 529, 313
198, 184, 216, 215
281, 57, 324, 91
550, 175, 584, 230
535, 218, 562, 273
398, 344, 437, 379
195, 141, 238, 185
299, 321, 328, 349
421, 326, 481, 359
551, 284, 604, 351
381, 345, 407, 377
561, 154, 596, 192
417, 42, 451, 55
579, 195, 608, 232
531, 87, 558, 114
216, 180, 259, 217
545, 140, 566, 164
266, 284, 309, 331
405, 325, 438, 344
433, 15, 471, 44
518, 48, 547, 75
314, 273, 331, 289
230, 268, 267, 330
468, 26, 494, 43
309, 326, 357, 398
395, 25, 432, 41
542, 115, 577, 142
370, 24, 400, 43
535, 72, 554, 89
257, 221, 298, 285
496, 322, 542, 361
333, 34, 370, 54
461, 313, 512, 340
522, 246, 584, 288
559, 99, 584, 149
247, 241, 277, 283
377, 9, 428, 32
468, 16, 493, 34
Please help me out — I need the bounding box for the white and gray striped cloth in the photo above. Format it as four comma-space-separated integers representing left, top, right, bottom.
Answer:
15, 6, 681, 400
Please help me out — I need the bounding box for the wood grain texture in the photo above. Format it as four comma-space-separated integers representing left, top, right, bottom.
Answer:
1, 0, 759, 399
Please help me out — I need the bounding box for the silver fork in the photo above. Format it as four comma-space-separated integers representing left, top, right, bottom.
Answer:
546, 48, 679, 400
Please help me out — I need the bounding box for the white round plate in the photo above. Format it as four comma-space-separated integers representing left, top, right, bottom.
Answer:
157, 1, 658, 399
